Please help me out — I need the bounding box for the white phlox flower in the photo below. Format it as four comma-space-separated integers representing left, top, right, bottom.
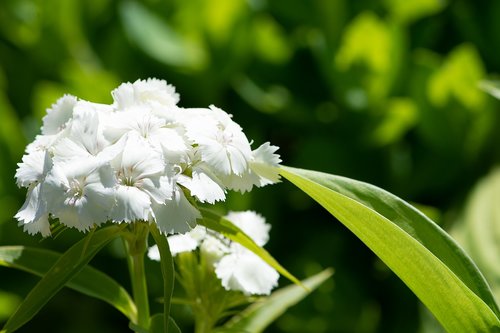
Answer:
15, 78, 281, 237
148, 211, 279, 295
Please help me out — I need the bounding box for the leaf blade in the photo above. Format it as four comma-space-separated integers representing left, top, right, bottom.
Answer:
1, 225, 125, 333
0, 245, 137, 321
280, 166, 500, 332
217, 268, 333, 333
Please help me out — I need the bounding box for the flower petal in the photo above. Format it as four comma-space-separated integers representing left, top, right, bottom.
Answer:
151, 186, 200, 234
215, 251, 279, 295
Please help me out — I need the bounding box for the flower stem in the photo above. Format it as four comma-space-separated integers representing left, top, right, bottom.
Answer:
150, 224, 175, 333
125, 223, 151, 331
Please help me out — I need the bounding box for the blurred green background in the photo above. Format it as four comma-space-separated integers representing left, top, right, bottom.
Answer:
1, 0, 499, 332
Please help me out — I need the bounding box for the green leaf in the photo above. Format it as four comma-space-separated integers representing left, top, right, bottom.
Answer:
149, 314, 182, 333
1, 225, 125, 333
150, 224, 175, 333
0, 245, 137, 321
199, 209, 302, 288
119, 1, 206, 69
217, 268, 333, 333
280, 166, 500, 332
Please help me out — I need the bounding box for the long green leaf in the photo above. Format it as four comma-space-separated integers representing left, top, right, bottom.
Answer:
217, 268, 333, 333
0, 246, 137, 321
280, 166, 500, 332
199, 209, 302, 287
1, 225, 125, 333
150, 224, 175, 333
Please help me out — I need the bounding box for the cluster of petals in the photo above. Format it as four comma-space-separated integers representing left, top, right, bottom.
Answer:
15, 79, 281, 237
148, 211, 279, 295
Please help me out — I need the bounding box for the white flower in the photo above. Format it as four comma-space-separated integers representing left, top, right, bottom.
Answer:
15, 78, 281, 237
42, 160, 115, 231
109, 133, 169, 223
183, 106, 253, 177
215, 250, 279, 295
148, 210, 279, 295
224, 211, 270, 246
214, 211, 278, 295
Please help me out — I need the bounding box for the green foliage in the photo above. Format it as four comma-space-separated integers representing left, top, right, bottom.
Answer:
217, 269, 333, 333
280, 166, 500, 331
1, 225, 125, 333
0, 246, 136, 321
1, 0, 500, 332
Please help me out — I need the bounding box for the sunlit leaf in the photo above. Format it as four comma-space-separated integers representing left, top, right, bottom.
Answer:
385, 0, 447, 24
217, 268, 333, 333
119, 1, 206, 69
253, 15, 292, 64
1, 225, 125, 333
280, 166, 500, 332
0, 246, 137, 321
427, 44, 486, 110
370, 97, 418, 146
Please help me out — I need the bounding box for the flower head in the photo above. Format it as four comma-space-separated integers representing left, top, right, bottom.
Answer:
15, 78, 281, 237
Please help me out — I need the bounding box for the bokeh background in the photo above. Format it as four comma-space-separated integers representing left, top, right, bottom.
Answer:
1, 0, 499, 332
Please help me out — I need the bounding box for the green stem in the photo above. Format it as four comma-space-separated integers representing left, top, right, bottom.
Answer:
131, 251, 150, 328
125, 223, 151, 331
150, 224, 174, 333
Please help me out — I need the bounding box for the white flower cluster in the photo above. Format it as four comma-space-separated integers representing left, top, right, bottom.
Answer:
148, 211, 279, 295
15, 79, 281, 237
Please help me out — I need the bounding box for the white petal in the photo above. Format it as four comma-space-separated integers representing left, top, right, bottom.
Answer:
220, 172, 256, 193
147, 245, 160, 261
151, 185, 200, 234
215, 251, 279, 295
15, 150, 50, 187
21, 213, 51, 237
112, 79, 179, 110
197, 140, 232, 175
118, 134, 164, 179
15, 183, 45, 224
177, 166, 226, 204
111, 186, 151, 222
42, 95, 77, 135
141, 176, 172, 204
52, 137, 90, 162
225, 211, 270, 246
249, 142, 282, 186
200, 236, 228, 264
167, 232, 200, 255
